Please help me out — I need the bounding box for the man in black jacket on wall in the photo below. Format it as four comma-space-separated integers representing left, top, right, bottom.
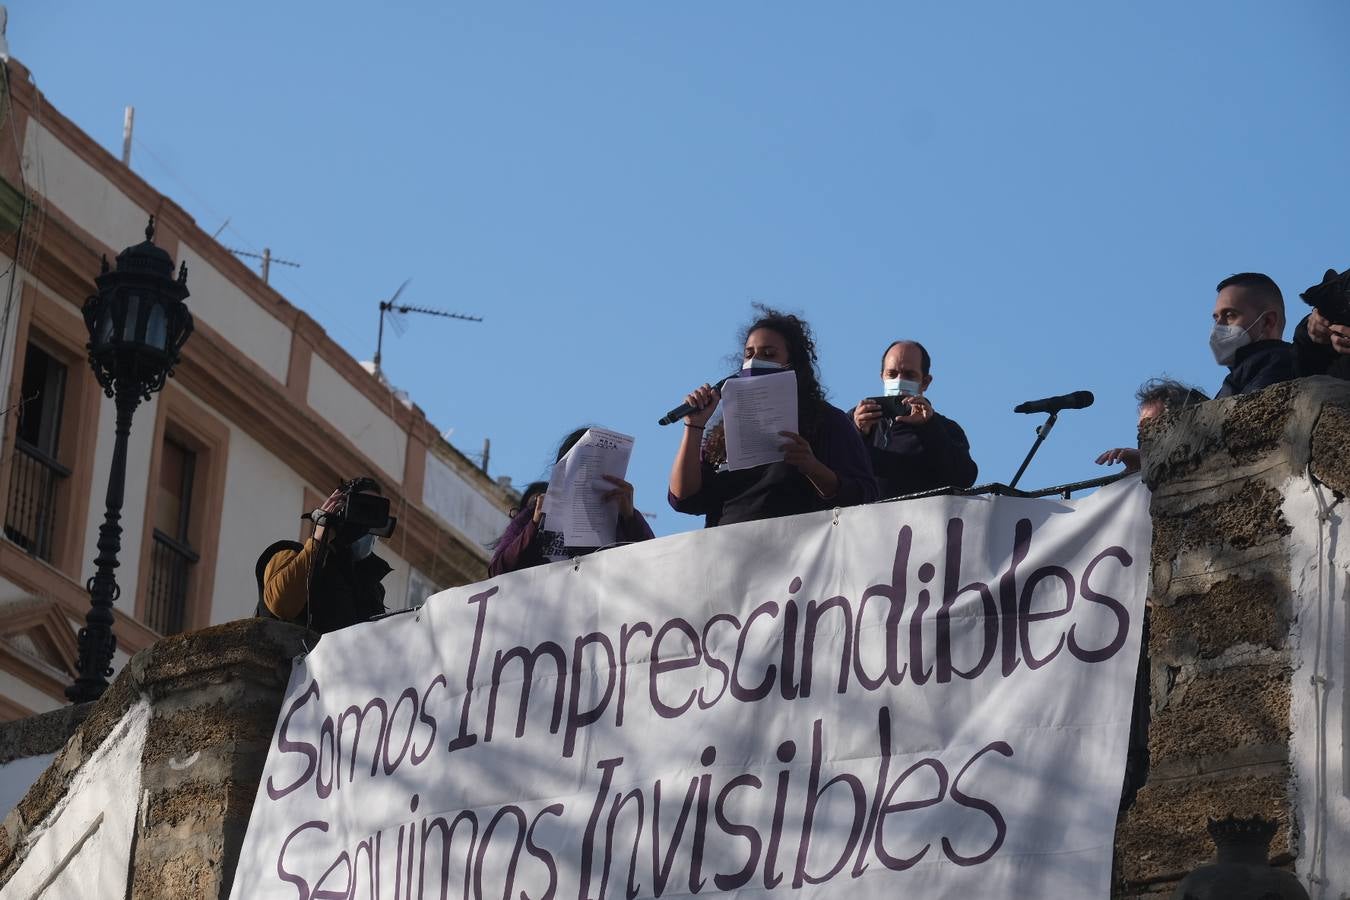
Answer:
851, 339, 977, 499
1291, 267, 1350, 381
1210, 272, 1295, 398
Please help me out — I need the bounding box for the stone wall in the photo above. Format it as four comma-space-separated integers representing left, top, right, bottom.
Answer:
0, 618, 309, 898
1115, 376, 1350, 897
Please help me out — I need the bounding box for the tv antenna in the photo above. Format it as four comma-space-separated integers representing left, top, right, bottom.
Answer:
225, 246, 300, 284
373, 279, 482, 378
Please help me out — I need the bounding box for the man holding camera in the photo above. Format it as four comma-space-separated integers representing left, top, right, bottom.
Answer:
1293, 267, 1350, 381
852, 340, 978, 499
255, 477, 396, 634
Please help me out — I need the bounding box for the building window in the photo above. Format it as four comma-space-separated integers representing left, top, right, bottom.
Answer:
145, 437, 199, 635
4, 343, 71, 562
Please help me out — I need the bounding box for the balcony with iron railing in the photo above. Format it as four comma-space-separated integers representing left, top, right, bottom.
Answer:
145, 528, 199, 636
3, 439, 70, 563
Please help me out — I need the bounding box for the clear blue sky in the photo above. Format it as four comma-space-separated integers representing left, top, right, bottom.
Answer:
16, 4, 1350, 537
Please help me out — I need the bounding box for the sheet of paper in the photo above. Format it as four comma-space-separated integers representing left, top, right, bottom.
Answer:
720, 370, 798, 471
545, 427, 635, 548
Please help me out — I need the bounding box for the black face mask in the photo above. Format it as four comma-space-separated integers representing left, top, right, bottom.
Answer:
334, 522, 370, 550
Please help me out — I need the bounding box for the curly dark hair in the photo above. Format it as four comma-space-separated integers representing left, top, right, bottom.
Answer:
704, 304, 830, 464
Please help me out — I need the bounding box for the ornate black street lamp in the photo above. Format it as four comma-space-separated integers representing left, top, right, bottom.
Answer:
66, 216, 192, 703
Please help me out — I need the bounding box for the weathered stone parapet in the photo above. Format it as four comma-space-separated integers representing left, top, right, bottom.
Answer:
0, 617, 310, 898
1114, 377, 1350, 897
0, 704, 93, 766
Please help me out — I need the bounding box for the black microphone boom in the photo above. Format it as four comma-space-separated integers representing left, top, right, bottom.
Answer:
659, 376, 732, 425
1013, 390, 1095, 415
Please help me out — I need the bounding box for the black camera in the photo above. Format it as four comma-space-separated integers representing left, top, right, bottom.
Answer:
1300, 267, 1350, 327
867, 395, 912, 418
311, 477, 397, 543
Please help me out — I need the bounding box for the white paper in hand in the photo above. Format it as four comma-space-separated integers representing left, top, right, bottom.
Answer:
720, 370, 798, 471
544, 427, 635, 548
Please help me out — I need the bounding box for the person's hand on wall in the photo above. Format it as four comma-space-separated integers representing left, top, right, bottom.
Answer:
1095, 447, 1142, 473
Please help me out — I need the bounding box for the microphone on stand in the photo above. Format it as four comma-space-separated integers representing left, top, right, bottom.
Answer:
1012, 390, 1095, 415
658, 376, 733, 426
1007, 390, 1093, 489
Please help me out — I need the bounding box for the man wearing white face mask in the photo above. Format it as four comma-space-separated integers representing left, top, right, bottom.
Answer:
852, 340, 978, 499
1211, 272, 1295, 399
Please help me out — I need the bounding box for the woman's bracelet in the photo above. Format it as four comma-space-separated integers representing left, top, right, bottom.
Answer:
686, 423, 704, 431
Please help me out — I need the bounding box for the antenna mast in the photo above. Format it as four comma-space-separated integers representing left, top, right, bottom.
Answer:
225, 246, 301, 284
121, 106, 134, 166
373, 279, 482, 378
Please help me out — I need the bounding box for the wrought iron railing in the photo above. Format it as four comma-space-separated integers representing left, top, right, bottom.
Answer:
3, 439, 71, 562
146, 528, 199, 636
888, 471, 1130, 505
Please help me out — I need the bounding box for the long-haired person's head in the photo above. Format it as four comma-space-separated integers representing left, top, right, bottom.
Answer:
740, 305, 826, 409
555, 427, 591, 463
509, 481, 548, 519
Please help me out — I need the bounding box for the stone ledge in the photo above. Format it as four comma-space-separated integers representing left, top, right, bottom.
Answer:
1147, 743, 1289, 782
0, 702, 92, 765
0, 617, 310, 890
1142, 376, 1350, 489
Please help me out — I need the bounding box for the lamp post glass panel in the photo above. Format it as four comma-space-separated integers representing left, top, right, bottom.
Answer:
66, 216, 193, 703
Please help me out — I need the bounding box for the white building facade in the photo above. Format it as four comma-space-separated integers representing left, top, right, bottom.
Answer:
0, 57, 513, 719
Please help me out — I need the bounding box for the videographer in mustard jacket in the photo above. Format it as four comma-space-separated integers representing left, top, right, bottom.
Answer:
255, 476, 394, 634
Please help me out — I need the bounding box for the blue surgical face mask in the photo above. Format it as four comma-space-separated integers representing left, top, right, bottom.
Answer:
740, 358, 790, 376
882, 377, 922, 397
351, 533, 376, 560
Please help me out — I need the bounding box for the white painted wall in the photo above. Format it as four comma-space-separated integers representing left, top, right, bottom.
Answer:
176, 245, 293, 384
0, 670, 60, 716
23, 120, 148, 253
0, 752, 54, 821
82, 391, 156, 615
1285, 475, 1350, 896
305, 355, 406, 483
405, 565, 440, 610
0, 574, 33, 606
423, 451, 505, 549
209, 398, 424, 622
211, 411, 307, 624
2, 700, 148, 898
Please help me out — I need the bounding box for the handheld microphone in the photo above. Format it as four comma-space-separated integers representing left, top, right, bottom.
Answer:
1013, 390, 1095, 415
658, 375, 733, 425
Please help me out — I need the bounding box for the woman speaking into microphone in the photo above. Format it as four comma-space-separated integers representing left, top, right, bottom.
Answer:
667, 306, 878, 527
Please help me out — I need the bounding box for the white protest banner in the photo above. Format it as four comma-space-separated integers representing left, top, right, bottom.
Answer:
231, 477, 1150, 899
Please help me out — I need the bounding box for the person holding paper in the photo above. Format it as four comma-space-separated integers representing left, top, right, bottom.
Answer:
490, 428, 654, 575
668, 306, 878, 527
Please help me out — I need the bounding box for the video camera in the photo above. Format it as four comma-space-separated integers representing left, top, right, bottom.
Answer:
309, 476, 397, 545
1300, 267, 1350, 326
867, 395, 912, 419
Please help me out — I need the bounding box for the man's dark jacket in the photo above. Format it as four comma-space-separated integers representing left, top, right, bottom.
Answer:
1215, 339, 1296, 399
868, 412, 978, 499
1292, 314, 1350, 381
